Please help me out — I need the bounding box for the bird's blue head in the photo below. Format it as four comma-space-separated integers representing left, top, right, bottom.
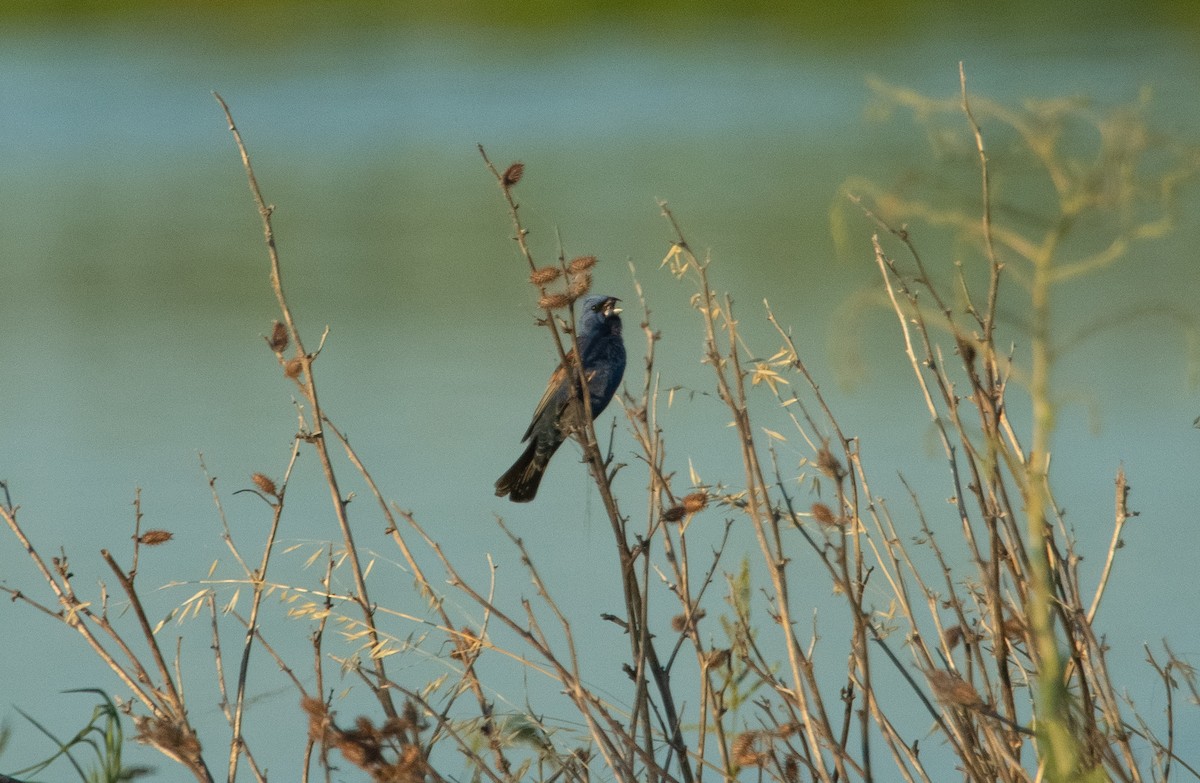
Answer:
577, 295, 622, 339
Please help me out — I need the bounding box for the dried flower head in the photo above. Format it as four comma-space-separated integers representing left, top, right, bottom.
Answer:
816, 445, 846, 482
137, 529, 174, 546
704, 647, 730, 669
671, 608, 706, 633
284, 358, 304, 379
450, 626, 482, 662
567, 272, 592, 300
301, 696, 332, 743
732, 731, 771, 767
944, 624, 964, 650
502, 162, 525, 187
133, 715, 202, 761
682, 491, 709, 513
662, 505, 687, 523
529, 266, 562, 285
926, 669, 983, 708
268, 320, 288, 352
538, 292, 572, 310
810, 502, 838, 527
784, 755, 800, 783
568, 255, 598, 274
252, 472, 278, 497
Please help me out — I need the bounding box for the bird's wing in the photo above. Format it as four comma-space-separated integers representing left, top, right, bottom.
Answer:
521, 351, 597, 441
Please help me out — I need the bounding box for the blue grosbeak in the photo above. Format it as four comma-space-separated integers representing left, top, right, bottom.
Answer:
495, 295, 626, 502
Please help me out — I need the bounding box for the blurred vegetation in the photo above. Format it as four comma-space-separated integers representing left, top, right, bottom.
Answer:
4, 0, 1199, 39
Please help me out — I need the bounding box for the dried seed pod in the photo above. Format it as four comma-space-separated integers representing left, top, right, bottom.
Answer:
662, 505, 686, 523
252, 472, 278, 497
732, 731, 770, 767
502, 162, 525, 187
810, 502, 838, 527
284, 358, 304, 379
682, 491, 709, 513
138, 530, 173, 546
816, 445, 846, 481
538, 292, 572, 310
567, 272, 592, 300
705, 647, 730, 669
567, 255, 598, 274
671, 608, 706, 633
267, 320, 288, 352
529, 266, 562, 285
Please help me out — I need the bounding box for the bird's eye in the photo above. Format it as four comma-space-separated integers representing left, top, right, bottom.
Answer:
592, 302, 603, 312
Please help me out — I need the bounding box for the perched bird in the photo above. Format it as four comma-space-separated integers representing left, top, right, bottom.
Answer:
496, 295, 626, 502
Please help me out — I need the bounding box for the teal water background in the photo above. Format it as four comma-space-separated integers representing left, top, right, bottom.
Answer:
2, 3, 1199, 778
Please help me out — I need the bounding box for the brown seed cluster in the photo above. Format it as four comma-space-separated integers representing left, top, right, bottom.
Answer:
568, 255, 597, 274
810, 502, 840, 528
529, 266, 562, 286
302, 697, 428, 782
449, 626, 483, 663
732, 731, 771, 767
815, 445, 846, 482
252, 472, 278, 497
704, 647, 730, 669
538, 292, 573, 311
664, 491, 709, 523
133, 714, 202, 762
137, 530, 174, 546
530, 255, 598, 308
670, 607, 706, 633
682, 492, 709, 513
502, 162, 524, 187
567, 271, 592, 300
267, 320, 288, 352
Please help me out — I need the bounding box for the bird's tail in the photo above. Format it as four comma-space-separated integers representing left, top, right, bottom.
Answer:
495, 439, 550, 502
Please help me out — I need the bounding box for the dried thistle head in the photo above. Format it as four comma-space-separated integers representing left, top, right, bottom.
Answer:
567, 272, 592, 300
252, 472, 278, 497
810, 502, 839, 528
538, 292, 572, 310
926, 669, 983, 708
568, 255, 598, 274
704, 647, 730, 669
301, 696, 332, 744
502, 162, 525, 187
671, 608, 706, 633
682, 491, 709, 513
783, 755, 800, 783
267, 320, 288, 352
944, 624, 964, 650
732, 730, 771, 767
133, 715, 202, 761
284, 357, 304, 379
816, 444, 846, 482
662, 505, 687, 523
450, 626, 482, 662
137, 530, 173, 546
529, 266, 562, 285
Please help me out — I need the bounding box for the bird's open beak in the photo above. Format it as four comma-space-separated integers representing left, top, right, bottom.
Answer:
604, 298, 622, 316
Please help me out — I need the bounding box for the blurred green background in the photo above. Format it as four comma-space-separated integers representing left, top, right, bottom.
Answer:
2, 1, 1199, 777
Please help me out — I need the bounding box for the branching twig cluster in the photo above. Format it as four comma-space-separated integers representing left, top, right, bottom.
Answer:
2, 73, 1198, 783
